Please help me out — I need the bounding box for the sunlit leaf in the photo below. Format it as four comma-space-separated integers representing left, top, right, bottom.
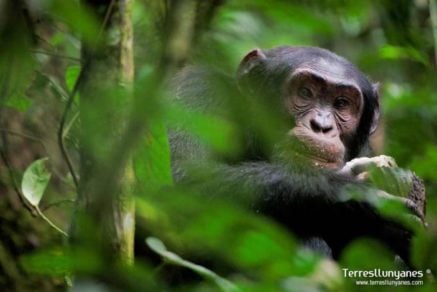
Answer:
65, 65, 80, 93
21, 157, 52, 207
5, 94, 32, 112
379, 45, 428, 65
227, 1, 334, 35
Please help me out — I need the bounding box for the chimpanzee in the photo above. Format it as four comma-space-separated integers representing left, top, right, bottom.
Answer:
169, 46, 424, 264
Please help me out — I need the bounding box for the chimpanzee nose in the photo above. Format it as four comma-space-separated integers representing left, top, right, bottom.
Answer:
310, 112, 333, 134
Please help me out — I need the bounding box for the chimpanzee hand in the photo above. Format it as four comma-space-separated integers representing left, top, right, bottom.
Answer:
338, 155, 397, 181
338, 155, 426, 222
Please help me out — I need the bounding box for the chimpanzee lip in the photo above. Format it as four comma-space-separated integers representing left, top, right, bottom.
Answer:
290, 127, 345, 164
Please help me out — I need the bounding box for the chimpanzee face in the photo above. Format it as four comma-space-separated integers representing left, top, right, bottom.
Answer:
237, 47, 379, 168
283, 68, 364, 167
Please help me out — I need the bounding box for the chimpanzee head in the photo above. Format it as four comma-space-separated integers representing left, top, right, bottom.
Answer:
236, 46, 380, 168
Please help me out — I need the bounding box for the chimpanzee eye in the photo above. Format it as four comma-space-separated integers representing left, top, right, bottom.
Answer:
334, 97, 350, 109
298, 87, 312, 99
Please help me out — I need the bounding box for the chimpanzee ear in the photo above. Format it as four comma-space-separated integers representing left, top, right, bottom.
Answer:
237, 48, 267, 80
370, 83, 380, 135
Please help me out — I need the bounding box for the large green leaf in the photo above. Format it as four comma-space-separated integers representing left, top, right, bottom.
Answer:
21, 157, 52, 207
166, 104, 239, 156
134, 120, 173, 191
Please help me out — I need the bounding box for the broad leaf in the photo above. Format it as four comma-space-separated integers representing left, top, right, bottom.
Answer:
21, 157, 52, 207
134, 120, 173, 191
166, 104, 239, 155
369, 167, 413, 198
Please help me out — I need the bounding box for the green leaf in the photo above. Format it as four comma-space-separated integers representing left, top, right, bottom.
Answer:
21, 249, 72, 276
340, 239, 395, 270
379, 45, 428, 65
20, 248, 102, 276
65, 65, 80, 93
5, 94, 32, 112
48, 1, 99, 46
166, 104, 239, 155
146, 237, 167, 254
21, 157, 52, 207
369, 167, 413, 198
134, 120, 173, 191
146, 237, 238, 291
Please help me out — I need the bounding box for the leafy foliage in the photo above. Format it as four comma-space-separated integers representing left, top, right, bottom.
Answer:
0, 0, 436, 291
21, 157, 51, 207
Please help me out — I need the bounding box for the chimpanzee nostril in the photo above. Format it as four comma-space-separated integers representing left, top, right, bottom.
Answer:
310, 118, 333, 134
310, 119, 322, 133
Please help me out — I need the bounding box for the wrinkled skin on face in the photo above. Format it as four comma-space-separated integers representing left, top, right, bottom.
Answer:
284, 66, 363, 169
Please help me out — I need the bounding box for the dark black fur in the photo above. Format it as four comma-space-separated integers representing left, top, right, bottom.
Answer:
169, 47, 413, 263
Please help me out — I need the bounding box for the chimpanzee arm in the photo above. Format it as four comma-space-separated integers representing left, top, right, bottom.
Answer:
171, 151, 414, 262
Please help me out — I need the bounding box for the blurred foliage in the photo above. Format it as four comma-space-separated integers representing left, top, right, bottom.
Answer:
0, 0, 436, 291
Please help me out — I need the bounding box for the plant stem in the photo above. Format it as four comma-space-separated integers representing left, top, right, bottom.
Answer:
36, 206, 68, 237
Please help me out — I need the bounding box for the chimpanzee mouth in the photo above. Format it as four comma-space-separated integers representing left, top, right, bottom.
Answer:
288, 127, 345, 167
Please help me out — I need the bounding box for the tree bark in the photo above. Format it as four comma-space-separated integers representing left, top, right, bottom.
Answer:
76, 0, 135, 264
